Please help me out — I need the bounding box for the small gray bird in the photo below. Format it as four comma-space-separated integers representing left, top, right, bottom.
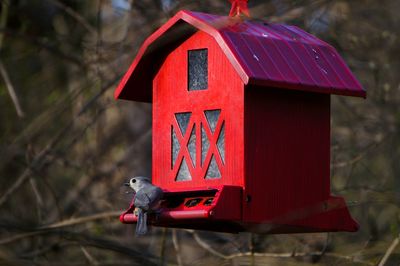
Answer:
125, 176, 163, 235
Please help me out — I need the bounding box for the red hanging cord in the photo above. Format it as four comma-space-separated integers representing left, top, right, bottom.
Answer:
229, 0, 250, 17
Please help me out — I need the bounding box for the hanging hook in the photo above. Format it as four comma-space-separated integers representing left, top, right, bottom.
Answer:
228, 0, 250, 17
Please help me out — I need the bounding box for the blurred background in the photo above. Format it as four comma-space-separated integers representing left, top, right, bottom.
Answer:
0, 0, 399, 265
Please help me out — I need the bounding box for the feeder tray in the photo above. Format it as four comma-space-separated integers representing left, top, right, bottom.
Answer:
120, 185, 358, 233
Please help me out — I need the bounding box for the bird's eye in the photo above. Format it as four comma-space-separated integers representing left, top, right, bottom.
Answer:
132, 179, 136, 183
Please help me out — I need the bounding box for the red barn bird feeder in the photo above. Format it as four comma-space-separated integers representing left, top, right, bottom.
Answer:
116, 10, 365, 233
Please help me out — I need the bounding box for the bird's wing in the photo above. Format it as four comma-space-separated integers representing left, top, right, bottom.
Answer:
134, 191, 151, 209
147, 187, 163, 202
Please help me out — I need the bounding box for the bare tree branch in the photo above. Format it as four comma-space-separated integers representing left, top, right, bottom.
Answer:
0, 76, 121, 208
0, 28, 86, 67
187, 230, 374, 265
0, 0, 24, 117
39, 211, 121, 230
80, 246, 100, 265
159, 228, 168, 266
378, 234, 400, 266
46, 0, 96, 34
172, 229, 183, 266
0, 211, 120, 245
0, 59, 24, 118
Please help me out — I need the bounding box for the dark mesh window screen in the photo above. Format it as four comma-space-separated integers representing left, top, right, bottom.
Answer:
217, 123, 225, 164
188, 49, 208, 90
204, 109, 220, 133
205, 154, 221, 179
175, 112, 191, 135
187, 126, 196, 167
176, 158, 192, 181
171, 127, 180, 168
201, 124, 209, 166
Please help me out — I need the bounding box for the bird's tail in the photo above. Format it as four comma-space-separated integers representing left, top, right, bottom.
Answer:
135, 209, 148, 236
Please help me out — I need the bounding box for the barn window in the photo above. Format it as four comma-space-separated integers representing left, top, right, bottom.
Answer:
171, 127, 180, 168
217, 123, 225, 164
188, 49, 208, 90
176, 159, 192, 181
201, 125, 209, 165
205, 154, 221, 179
187, 126, 196, 167
175, 112, 191, 135
204, 109, 220, 133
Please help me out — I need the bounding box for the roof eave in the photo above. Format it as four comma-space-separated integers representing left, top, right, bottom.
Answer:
115, 10, 366, 101
114, 11, 187, 101
114, 10, 250, 102
247, 78, 366, 98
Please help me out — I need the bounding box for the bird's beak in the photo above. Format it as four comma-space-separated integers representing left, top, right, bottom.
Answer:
124, 182, 130, 187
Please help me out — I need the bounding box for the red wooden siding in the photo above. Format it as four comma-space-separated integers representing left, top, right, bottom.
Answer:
244, 87, 331, 223
115, 10, 365, 102
153, 31, 245, 190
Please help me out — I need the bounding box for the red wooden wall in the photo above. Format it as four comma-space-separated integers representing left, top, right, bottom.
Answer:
153, 31, 245, 190
243, 86, 331, 224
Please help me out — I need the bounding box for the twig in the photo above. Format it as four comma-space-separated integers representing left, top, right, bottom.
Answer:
81, 246, 100, 265
96, 0, 103, 77
39, 211, 121, 230
0, 230, 48, 245
172, 229, 183, 266
190, 231, 230, 259
30, 177, 44, 223
0, 229, 160, 265
0, 1, 24, 117
0, 76, 121, 208
0, 211, 121, 245
59, 127, 151, 217
0, 160, 38, 208
187, 230, 374, 265
160, 228, 168, 266
249, 233, 255, 266
56, 230, 160, 265
0, 0, 8, 47
0, 59, 24, 117
0, 115, 73, 207
332, 137, 387, 169
268, 7, 305, 22
46, 0, 96, 34
30, 178, 44, 207
378, 234, 400, 266
19, 242, 63, 259
332, 154, 364, 168
0, 27, 85, 66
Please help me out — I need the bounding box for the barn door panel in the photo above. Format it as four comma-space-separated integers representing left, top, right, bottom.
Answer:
170, 109, 225, 182
201, 109, 225, 180
171, 112, 195, 181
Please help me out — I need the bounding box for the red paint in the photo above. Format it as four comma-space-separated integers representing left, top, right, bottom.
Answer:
122, 210, 210, 223
244, 88, 330, 222
243, 87, 357, 232
153, 31, 244, 190
229, 0, 250, 17
120, 186, 243, 233
116, 10, 362, 233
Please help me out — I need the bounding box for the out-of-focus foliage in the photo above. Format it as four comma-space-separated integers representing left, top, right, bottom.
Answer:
0, 0, 399, 265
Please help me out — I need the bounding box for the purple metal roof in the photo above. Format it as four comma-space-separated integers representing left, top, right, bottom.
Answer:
115, 10, 365, 102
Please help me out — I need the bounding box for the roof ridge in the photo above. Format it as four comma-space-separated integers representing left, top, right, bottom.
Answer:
115, 10, 365, 101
